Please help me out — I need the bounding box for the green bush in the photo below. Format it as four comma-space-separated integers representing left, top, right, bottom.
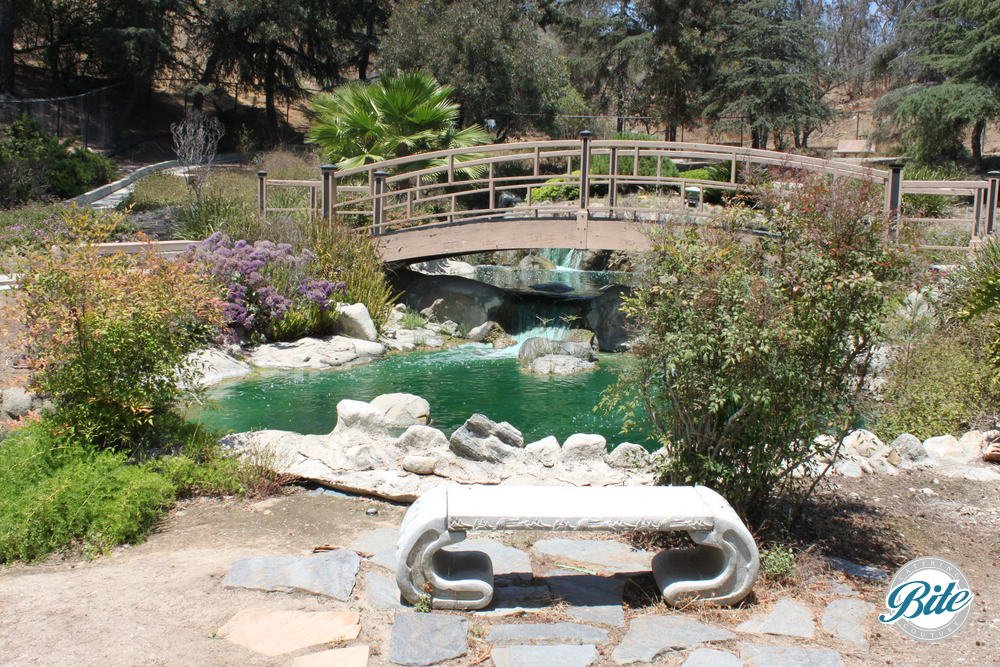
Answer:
15, 245, 224, 454
400, 308, 427, 329
876, 326, 995, 440
0, 114, 116, 207
603, 177, 911, 524
760, 545, 796, 579
677, 163, 731, 204
531, 175, 580, 203
174, 194, 258, 240
901, 163, 966, 219
949, 238, 1000, 382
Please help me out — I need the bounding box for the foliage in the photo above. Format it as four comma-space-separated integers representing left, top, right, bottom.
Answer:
0, 115, 116, 207
603, 177, 911, 523
400, 308, 427, 330
381, 0, 584, 139
308, 72, 491, 172
760, 544, 796, 579
677, 163, 731, 204
14, 245, 224, 455
901, 162, 966, 218
948, 237, 1000, 386
182, 232, 345, 342
531, 176, 580, 203
889, 83, 998, 165
876, 325, 995, 440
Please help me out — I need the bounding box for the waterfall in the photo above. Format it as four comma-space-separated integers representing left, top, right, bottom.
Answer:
540, 248, 586, 270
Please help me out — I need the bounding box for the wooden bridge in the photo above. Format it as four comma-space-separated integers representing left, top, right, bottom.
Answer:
258, 134, 1000, 263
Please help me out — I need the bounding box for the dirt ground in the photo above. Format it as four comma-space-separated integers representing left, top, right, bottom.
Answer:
0, 468, 995, 667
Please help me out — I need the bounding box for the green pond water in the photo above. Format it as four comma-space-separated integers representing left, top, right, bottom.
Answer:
193, 343, 653, 447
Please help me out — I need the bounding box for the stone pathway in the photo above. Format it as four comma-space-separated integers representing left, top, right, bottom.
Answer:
214, 531, 877, 665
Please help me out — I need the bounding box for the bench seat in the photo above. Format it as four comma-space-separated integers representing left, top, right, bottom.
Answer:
395, 485, 759, 611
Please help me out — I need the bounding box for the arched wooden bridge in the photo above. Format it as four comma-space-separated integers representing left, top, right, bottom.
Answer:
258, 135, 1000, 263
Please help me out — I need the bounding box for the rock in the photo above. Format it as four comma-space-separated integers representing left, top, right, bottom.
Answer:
432, 319, 460, 337
365, 572, 403, 610
468, 320, 501, 342
249, 336, 383, 370
526, 436, 561, 467
519, 254, 557, 270
738, 642, 843, 667
585, 285, 631, 352
842, 429, 882, 457
612, 616, 735, 664
487, 622, 608, 645
333, 399, 390, 439
388, 612, 468, 666
402, 454, 438, 475
529, 354, 596, 375
395, 270, 509, 330
963, 467, 1000, 482
409, 258, 477, 278
445, 539, 532, 581
923, 435, 968, 463
492, 644, 598, 667
518, 337, 595, 366
1, 387, 32, 418
736, 598, 814, 638
292, 645, 369, 667
891, 433, 927, 465
419, 298, 445, 322
397, 424, 450, 452
531, 282, 575, 293
217, 608, 360, 657
546, 569, 625, 627
561, 434, 608, 463
682, 648, 741, 666
562, 329, 599, 350
606, 443, 648, 468
480, 584, 553, 616
822, 598, 874, 651
984, 440, 1000, 463
351, 527, 398, 570
833, 458, 863, 478
336, 303, 378, 341
223, 550, 360, 600
370, 393, 431, 427
957, 431, 987, 461
450, 414, 524, 462
186, 348, 252, 388
825, 556, 888, 581
535, 539, 650, 573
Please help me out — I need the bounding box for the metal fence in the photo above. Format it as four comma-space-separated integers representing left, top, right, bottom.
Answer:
0, 84, 121, 148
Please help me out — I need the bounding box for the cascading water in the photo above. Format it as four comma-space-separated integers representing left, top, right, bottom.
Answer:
540, 247, 586, 270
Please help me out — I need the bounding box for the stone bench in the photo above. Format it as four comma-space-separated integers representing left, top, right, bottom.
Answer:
395, 485, 759, 610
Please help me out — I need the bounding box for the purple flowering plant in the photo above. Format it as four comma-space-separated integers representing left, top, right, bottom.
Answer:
183, 232, 346, 341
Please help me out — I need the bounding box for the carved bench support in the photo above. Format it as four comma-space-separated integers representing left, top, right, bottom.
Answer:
395, 485, 759, 611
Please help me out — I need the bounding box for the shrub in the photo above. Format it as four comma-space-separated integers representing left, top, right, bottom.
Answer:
760, 545, 796, 579
948, 237, 1000, 385
603, 177, 911, 524
14, 245, 224, 454
400, 308, 427, 329
182, 232, 346, 342
876, 326, 995, 440
531, 175, 579, 203
174, 193, 258, 240
901, 163, 965, 219
677, 163, 731, 204
0, 114, 116, 207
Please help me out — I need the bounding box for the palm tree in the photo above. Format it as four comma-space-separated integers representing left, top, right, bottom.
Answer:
307, 72, 491, 175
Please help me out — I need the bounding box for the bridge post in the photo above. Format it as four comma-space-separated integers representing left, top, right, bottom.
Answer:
609, 146, 618, 211
579, 130, 592, 210
257, 171, 267, 220
373, 170, 388, 237
885, 163, 903, 242
321, 164, 337, 223
987, 171, 999, 236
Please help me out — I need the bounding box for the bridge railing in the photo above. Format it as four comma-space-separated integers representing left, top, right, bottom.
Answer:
257, 134, 999, 249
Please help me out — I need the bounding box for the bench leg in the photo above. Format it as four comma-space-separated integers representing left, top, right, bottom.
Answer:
395, 487, 495, 610
652, 487, 760, 606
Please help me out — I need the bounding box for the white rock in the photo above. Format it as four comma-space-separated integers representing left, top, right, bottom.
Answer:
397, 424, 450, 453
332, 400, 389, 438
957, 431, 987, 461
249, 336, 380, 370
525, 436, 561, 467
834, 459, 863, 478
528, 354, 596, 375
402, 455, 439, 475
606, 443, 648, 468
336, 303, 378, 341
183, 348, 252, 388
370, 393, 431, 427
924, 435, 973, 463
962, 467, 1000, 482
842, 429, 883, 458
468, 321, 500, 342
561, 434, 607, 462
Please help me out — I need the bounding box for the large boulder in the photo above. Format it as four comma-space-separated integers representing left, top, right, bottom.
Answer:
525, 436, 561, 467
396, 424, 450, 453
249, 336, 383, 370
890, 433, 927, 466
561, 433, 607, 462
394, 270, 510, 330
519, 254, 557, 270
528, 355, 596, 375
842, 429, 883, 458
409, 258, 477, 278
562, 329, 599, 350
606, 442, 648, 468
585, 284, 631, 352
924, 434, 975, 463
1, 387, 33, 419
370, 393, 430, 427
518, 337, 595, 366
450, 413, 525, 463
332, 399, 389, 438
186, 348, 252, 388
336, 303, 378, 341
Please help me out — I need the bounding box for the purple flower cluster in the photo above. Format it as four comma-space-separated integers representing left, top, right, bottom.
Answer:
184, 232, 346, 338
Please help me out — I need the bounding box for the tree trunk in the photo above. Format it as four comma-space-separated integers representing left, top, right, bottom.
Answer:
192, 48, 222, 111
665, 124, 677, 142
972, 119, 985, 170
264, 44, 279, 139
0, 0, 14, 95
357, 1, 376, 80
